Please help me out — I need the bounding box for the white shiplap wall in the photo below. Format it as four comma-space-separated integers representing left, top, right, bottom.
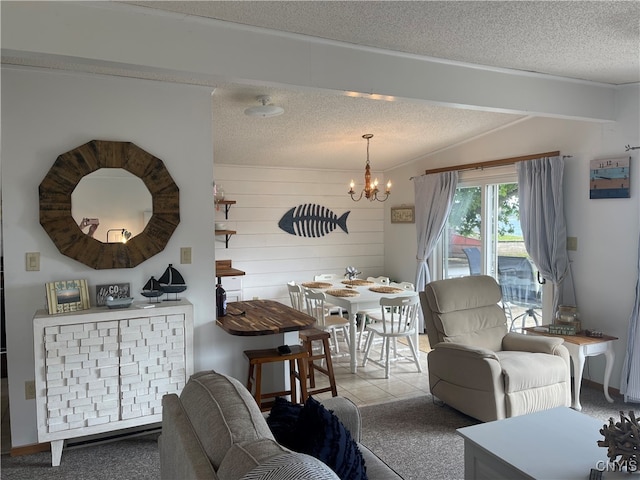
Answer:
214, 164, 387, 305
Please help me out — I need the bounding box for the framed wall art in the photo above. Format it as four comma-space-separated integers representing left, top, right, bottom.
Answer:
46, 279, 91, 315
95, 282, 131, 307
390, 206, 415, 224
590, 156, 630, 199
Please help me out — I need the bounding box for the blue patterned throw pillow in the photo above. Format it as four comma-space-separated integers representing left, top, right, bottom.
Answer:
267, 397, 367, 480
266, 396, 304, 448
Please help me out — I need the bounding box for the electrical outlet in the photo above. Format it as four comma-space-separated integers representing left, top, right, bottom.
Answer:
180, 247, 192, 264
25, 380, 36, 400
567, 236, 578, 251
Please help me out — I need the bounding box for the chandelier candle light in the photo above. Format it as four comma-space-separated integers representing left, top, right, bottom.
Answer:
349, 134, 391, 202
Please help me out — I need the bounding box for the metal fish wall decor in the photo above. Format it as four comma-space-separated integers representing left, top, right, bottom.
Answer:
278, 204, 350, 238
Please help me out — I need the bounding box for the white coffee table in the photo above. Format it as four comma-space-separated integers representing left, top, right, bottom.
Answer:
457, 407, 616, 480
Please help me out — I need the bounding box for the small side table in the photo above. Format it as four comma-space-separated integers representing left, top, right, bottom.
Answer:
524, 327, 618, 411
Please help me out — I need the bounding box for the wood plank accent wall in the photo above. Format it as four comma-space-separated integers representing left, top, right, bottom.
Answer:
214, 165, 386, 306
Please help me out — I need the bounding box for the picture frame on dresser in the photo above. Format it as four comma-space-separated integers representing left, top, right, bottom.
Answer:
45, 279, 90, 314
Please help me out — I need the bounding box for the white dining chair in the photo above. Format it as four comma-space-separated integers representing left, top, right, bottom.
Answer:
390, 281, 415, 291
356, 276, 391, 349
362, 294, 422, 379
287, 281, 305, 312
367, 276, 390, 285
314, 273, 342, 282
304, 288, 350, 355
313, 273, 345, 317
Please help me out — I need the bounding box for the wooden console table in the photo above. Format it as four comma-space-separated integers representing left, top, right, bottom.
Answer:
216, 299, 315, 336
524, 327, 617, 410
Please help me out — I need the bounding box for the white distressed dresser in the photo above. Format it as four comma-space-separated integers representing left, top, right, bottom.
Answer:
33, 299, 193, 466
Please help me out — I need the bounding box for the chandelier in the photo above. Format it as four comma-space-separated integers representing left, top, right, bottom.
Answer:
348, 134, 391, 202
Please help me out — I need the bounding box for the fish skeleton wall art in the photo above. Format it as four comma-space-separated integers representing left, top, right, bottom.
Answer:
278, 204, 350, 238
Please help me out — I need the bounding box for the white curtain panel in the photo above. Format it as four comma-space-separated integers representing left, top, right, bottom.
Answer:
620, 209, 640, 403
413, 171, 458, 331
517, 156, 576, 312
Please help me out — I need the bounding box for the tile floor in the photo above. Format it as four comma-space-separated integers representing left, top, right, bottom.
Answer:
310, 334, 432, 407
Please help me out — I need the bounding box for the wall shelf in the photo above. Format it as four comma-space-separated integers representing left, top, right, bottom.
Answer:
215, 200, 236, 248
215, 200, 236, 220
215, 230, 236, 248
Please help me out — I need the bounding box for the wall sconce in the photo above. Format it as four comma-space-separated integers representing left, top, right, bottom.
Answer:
107, 228, 132, 244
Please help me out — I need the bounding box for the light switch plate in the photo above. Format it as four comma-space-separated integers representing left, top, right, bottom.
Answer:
25, 380, 36, 400
567, 236, 578, 251
26, 252, 40, 271
180, 247, 192, 264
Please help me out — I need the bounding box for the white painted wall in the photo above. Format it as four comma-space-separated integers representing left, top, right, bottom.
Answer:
385, 85, 640, 392
1, 67, 219, 447
213, 164, 391, 304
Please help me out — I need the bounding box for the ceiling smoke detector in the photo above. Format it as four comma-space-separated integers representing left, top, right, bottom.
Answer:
244, 95, 284, 118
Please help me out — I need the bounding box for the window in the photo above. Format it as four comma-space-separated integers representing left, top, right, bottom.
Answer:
435, 166, 546, 330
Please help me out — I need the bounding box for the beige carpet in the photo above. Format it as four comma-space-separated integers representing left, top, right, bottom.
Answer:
360, 386, 634, 480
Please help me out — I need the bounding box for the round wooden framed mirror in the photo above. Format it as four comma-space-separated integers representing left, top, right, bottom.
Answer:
39, 140, 180, 269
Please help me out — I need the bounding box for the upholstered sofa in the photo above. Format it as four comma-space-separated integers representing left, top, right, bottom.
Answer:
420, 275, 571, 422
159, 370, 402, 480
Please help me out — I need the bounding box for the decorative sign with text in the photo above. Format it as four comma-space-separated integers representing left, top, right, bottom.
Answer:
96, 282, 131, 307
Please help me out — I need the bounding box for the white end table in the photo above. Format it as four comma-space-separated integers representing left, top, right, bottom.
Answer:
524, 327, 618, 411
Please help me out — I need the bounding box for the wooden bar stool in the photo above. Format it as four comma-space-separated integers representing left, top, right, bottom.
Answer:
298, 328, 338, 397
244, 345, 309, 411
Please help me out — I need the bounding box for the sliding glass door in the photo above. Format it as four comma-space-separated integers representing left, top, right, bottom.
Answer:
437, 172, 545, 330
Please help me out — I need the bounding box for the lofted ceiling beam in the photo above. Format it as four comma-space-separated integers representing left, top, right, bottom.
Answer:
2, 2, 615, 123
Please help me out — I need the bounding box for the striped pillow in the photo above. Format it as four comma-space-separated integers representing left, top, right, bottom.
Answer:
240, 453, 339, 480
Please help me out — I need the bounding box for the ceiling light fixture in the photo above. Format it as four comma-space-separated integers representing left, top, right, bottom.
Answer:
244, 95, 284, 118
348, 134, 391, 202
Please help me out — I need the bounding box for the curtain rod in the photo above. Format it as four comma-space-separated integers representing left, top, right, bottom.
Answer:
420, 150, 561, 176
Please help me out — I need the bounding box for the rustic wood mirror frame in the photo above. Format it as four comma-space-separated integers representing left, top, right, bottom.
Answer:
39, 140, 180, 269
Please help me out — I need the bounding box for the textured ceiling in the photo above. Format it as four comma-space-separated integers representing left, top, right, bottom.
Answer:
127, 1, 639, 85
6, 1, 639, 171
121, 1, 640, 170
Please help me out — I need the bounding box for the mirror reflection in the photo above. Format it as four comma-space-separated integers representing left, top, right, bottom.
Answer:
71, 168, 152, 244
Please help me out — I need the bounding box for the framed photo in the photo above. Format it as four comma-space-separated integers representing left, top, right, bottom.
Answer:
95, 282, 131, 307
590, 156, 630, 199
46, 279, 91, 315
391, 206, 415, 224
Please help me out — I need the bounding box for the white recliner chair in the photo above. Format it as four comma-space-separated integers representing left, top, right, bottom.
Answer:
419, 275, 571, 422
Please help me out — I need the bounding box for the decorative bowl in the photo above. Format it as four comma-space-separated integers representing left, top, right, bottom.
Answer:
106, 296, 134, 309
215, 222, 226, 230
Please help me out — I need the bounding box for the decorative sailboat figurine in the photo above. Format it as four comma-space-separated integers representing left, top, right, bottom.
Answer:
158, 264, 187, 301
141, 276, 164, 303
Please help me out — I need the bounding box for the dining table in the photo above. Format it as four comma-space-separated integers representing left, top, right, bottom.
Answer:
303, 279, 419, 373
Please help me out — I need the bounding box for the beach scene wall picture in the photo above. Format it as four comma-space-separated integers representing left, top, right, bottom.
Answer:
46, 279, 91, 314
590, 156, 630, 199
278, 203, 350, 238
